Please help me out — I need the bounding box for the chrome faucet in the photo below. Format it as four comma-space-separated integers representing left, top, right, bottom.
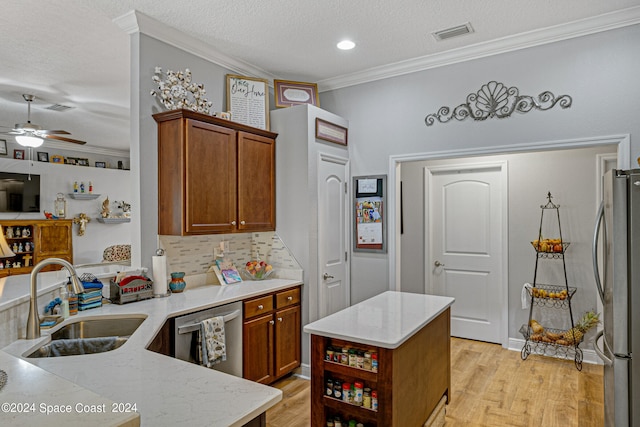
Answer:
26, 258, 85, 339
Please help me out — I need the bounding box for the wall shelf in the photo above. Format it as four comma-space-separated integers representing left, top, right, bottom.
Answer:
68, 193, 100, 200
96, 217, 130, 224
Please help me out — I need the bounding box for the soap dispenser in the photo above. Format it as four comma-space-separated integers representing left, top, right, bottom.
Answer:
60, 285, 70, 319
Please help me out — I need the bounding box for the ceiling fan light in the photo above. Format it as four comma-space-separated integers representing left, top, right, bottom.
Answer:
15, 135, 44, 148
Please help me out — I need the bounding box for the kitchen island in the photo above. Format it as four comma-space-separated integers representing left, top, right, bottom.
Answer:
2, 278, 302, 426
303, 291, 455, 427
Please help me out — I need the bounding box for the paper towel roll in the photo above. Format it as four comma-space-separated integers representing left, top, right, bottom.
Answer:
152, 255, 168, 296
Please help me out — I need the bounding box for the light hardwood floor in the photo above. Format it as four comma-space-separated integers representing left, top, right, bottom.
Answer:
266, 337, 604, 427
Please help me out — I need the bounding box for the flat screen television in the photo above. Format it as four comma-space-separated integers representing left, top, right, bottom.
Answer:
0, 172, 40, 213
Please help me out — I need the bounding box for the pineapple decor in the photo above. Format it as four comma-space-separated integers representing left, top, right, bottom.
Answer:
563, 311, 600, 344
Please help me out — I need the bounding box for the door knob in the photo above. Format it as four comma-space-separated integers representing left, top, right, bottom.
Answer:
240, 220, 246, 225
434, 260, 445, 267
323, 273, 334, 280
278, 317, 283, 322
269, 320, 275, 325
231, 220, 237, 226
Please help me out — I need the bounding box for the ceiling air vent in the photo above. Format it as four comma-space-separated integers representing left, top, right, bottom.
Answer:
45, 103, 74, 112
432, 22, 474, 41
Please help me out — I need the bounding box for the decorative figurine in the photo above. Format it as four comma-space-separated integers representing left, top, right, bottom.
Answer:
12, 243, 18, 253
73, 213, 91, 236
117, 200, 131, 218
5, 226, 13, 238
22, 227, 30, 237
14, 227, 20, 237
23, 254, 32, 267
18, 243, 23, 253
25, 242, 31, 252
101, 197, 111, 218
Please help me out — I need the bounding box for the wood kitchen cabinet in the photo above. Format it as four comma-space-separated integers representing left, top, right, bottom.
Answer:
153, 109, 277, 235
243, 286, 301, 384
0, 219, 73, 276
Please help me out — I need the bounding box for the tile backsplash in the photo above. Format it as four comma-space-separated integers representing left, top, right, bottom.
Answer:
159, 232, 302, 279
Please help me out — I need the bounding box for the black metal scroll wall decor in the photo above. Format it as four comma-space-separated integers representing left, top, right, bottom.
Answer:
424, 81, 572, 126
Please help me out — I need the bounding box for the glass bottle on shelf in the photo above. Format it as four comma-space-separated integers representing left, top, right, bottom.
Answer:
55, 193, 67, 218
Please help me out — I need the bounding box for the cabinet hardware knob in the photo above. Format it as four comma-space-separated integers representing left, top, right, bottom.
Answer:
231, 220, 237, 225
287, 296, 293, 301
434, 260, 445, 267
634, 181, 640, 187
323, 273, 334, 280
269, 320, 275, 325
257, 304, 264, 310
278, 317, 283, 322
240, 220, 246, 225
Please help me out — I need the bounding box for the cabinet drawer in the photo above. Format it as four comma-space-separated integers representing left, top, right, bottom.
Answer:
244, 295, 274, 319
276, 287, 300, 309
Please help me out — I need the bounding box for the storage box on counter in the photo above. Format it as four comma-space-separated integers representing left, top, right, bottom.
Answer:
109, 274, 154, 304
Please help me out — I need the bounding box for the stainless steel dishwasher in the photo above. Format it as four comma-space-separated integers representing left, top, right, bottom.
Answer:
174, 301, 243, 377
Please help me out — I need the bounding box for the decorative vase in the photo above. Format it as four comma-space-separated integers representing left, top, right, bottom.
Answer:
169, 272, 186, 293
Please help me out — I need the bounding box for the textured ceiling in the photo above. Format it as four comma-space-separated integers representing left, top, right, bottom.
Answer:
0, 0, 638, 152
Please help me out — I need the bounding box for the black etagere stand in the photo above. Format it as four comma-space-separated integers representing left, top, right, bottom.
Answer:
520, 192, 582, 371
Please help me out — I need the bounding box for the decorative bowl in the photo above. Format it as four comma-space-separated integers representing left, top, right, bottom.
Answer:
243, 261, 274, 280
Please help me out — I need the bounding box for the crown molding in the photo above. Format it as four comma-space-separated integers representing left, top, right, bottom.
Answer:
317, 6, 640, 92
113, 10, 278, 84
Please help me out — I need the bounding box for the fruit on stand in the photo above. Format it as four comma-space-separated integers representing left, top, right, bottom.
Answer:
531, 238, 565, 253
529, 319, 545, 334
563, 311, 600, 344
531, 288, 568, 300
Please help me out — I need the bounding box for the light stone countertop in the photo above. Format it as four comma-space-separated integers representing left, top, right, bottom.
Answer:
303, 291, 455, 349
2, 278, 303, 426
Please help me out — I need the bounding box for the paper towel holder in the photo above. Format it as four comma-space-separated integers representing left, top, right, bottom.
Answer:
152, 249, 171, 298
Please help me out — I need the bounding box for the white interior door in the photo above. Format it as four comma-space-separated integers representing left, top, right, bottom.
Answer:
318, 153, 350, 318
426, 163, 507, 344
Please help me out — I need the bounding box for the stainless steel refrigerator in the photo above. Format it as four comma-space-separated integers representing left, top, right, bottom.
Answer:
593, 169, 640, 427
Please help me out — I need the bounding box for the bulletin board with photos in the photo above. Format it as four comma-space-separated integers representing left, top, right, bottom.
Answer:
353, 175, 386, 253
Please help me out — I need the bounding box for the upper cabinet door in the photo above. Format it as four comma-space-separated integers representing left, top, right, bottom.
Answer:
184, 120, 237, 234
237, 131, 276, 232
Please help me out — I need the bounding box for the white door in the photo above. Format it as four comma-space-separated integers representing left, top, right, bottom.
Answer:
426, 163, 506, 344
318, 153, 350, 318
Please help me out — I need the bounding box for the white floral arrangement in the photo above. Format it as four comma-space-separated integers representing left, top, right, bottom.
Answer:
151, 67, 213, 114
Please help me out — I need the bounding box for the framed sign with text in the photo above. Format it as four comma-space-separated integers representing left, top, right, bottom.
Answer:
315, 118, 347, 146
226, 74, 270, 130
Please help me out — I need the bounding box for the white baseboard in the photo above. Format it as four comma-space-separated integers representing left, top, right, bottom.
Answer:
508, 337, 602, 365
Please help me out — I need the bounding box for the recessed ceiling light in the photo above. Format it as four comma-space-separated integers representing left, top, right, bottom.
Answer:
337, 40, 356, 50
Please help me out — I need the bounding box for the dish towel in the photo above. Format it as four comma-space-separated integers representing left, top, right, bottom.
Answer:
199, 316, 226, 368
522, 283, 532, 309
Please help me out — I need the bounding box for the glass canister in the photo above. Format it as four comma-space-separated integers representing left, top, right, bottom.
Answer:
54, 193, 67, 218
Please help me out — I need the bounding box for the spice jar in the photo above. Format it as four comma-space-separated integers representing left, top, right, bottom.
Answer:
333, 380, 342, 399
333, 347, 342, 363
356, 350, 365, 369
348, 348, 357, 367
326, 419, 335, 427
341, 348, 349, 365
353, 381, 363, 406
342, 382, 351, 403
363, 351, 372, 370
371, 352, 378, 372
371, 390, 378, 411
334, 417, 342, 427
326, 378, 334, 396
363, 387, 371, 409
326, 346, 334, 361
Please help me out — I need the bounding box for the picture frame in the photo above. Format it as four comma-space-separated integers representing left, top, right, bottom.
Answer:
226, 74, 269, 130
77, 158, 89, 166
13, 149, 25, 160
51, 155, 64, 164
315, 118, 348, 146
274, 79, 320, 108
65, 157, 77, 165
0, 139, 7, 156
37, 152, 49, 162
95, 161, 106, 168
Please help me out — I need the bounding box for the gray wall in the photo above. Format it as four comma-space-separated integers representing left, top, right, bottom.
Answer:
132, 33, 275, 270
320, 25, 640, 307
401, 146, 616, 341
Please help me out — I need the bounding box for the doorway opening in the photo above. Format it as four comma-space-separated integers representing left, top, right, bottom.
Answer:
389, 134, 629, 348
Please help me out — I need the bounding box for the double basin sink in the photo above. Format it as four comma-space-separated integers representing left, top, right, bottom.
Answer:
27, 315, 146, 358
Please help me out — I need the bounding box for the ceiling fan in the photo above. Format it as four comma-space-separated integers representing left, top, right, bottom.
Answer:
0, 94, 86, 147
